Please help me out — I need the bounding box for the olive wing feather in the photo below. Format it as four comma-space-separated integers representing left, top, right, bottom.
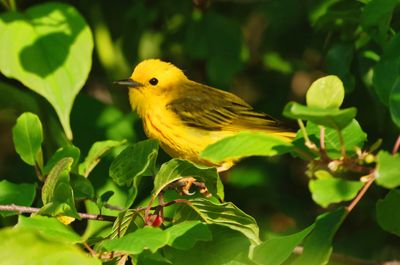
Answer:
166, 82, 281, 131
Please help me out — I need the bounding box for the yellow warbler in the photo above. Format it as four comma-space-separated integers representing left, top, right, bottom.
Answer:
115, 59, 294, 171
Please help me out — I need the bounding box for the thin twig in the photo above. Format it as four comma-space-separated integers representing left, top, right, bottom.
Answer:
83, 242, 97, 257
346, 172, 376, 213
144, 195, 156, 221
392, 135, 400, 154
158, 191, 165, 219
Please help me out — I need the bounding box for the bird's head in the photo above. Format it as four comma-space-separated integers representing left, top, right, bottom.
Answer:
114, 59, 187, 93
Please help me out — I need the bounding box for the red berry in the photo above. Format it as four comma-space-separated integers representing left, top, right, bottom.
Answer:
146, 214, 163, 227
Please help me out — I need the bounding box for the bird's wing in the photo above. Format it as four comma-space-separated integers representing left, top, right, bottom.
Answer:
166, 81, 282, 131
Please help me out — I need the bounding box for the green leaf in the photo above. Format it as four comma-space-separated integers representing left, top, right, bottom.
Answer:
283, 102, 357, 130
326, 43, 355, 93
109, 139, 159, 186
0, 3, 94, 139
0, 228, 100, 265
109, 139, 159, 207
292, 208, 347, 265
372, 34, 400, 105
376, 151, 400, 189
389, 78, 400, 128
103, 226, 168, 254
309, 178, 364, 208
166, 221, 212, 250
137, 252, 173, 265
42, 157, 73, 205
108, 209, 142, 240
70, 173, 95, 200
306, 75, 345, 109
252, 225, 314, 265
201, 132, 293, 164
166, 225, 251, 265
43, 145, 80, 175
361, 0, 398, 29
0, 180, 36, 216
107, 219, 210, 254
79, 139, 126, 177
376, 189, 400, 237
174, 198, 260, 245
302, 120, 367, 158
16, 215, 81, 244
96, 191, 115, 212
40, 157, 79, 219
12, 112, 43, 166
153, 159, 224, 200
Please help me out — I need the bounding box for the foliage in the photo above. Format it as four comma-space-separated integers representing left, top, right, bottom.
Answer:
1, 0, 400, 265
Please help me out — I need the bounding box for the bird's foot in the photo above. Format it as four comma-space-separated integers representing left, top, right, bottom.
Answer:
173, 177, 212, 198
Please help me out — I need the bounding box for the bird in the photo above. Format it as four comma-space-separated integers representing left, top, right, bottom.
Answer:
115, 59, 295, 172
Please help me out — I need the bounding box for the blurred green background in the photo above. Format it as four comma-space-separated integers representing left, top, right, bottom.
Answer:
1, 0, 400, 261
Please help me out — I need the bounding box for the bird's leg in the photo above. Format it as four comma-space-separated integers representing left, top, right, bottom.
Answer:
167, 177, 212, 198
177, 177, 197, 196
193, 181, 211, 198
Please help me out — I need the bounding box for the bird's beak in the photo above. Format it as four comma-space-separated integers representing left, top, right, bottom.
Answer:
113, 78, 144, 88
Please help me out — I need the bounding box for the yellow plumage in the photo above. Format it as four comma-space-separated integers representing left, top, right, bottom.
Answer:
116, 59, 294, 171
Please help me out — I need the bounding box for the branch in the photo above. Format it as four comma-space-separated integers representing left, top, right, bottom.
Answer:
0, 204, 117, 221
346, 172, 376, 213
0, 200, 190, 222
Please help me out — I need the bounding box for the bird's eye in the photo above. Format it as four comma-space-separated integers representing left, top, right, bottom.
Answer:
149, 78, 158, 86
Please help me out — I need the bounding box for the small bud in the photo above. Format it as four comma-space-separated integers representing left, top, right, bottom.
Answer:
328, 160, 340, 172
364, 154, 375, 164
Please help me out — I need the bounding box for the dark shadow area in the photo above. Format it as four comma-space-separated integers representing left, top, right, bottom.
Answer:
17, 3, 85, 77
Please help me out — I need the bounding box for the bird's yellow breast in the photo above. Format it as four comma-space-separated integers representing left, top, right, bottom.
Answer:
129, 87, 233, 166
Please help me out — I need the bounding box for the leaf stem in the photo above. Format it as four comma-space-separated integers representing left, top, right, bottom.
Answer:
34, 163, 45, 182
346, 172, 375, 213
298, 119, 318, 151
392, 135, 400, 154
320, 126, 325, 150
319, 126, 331, 162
